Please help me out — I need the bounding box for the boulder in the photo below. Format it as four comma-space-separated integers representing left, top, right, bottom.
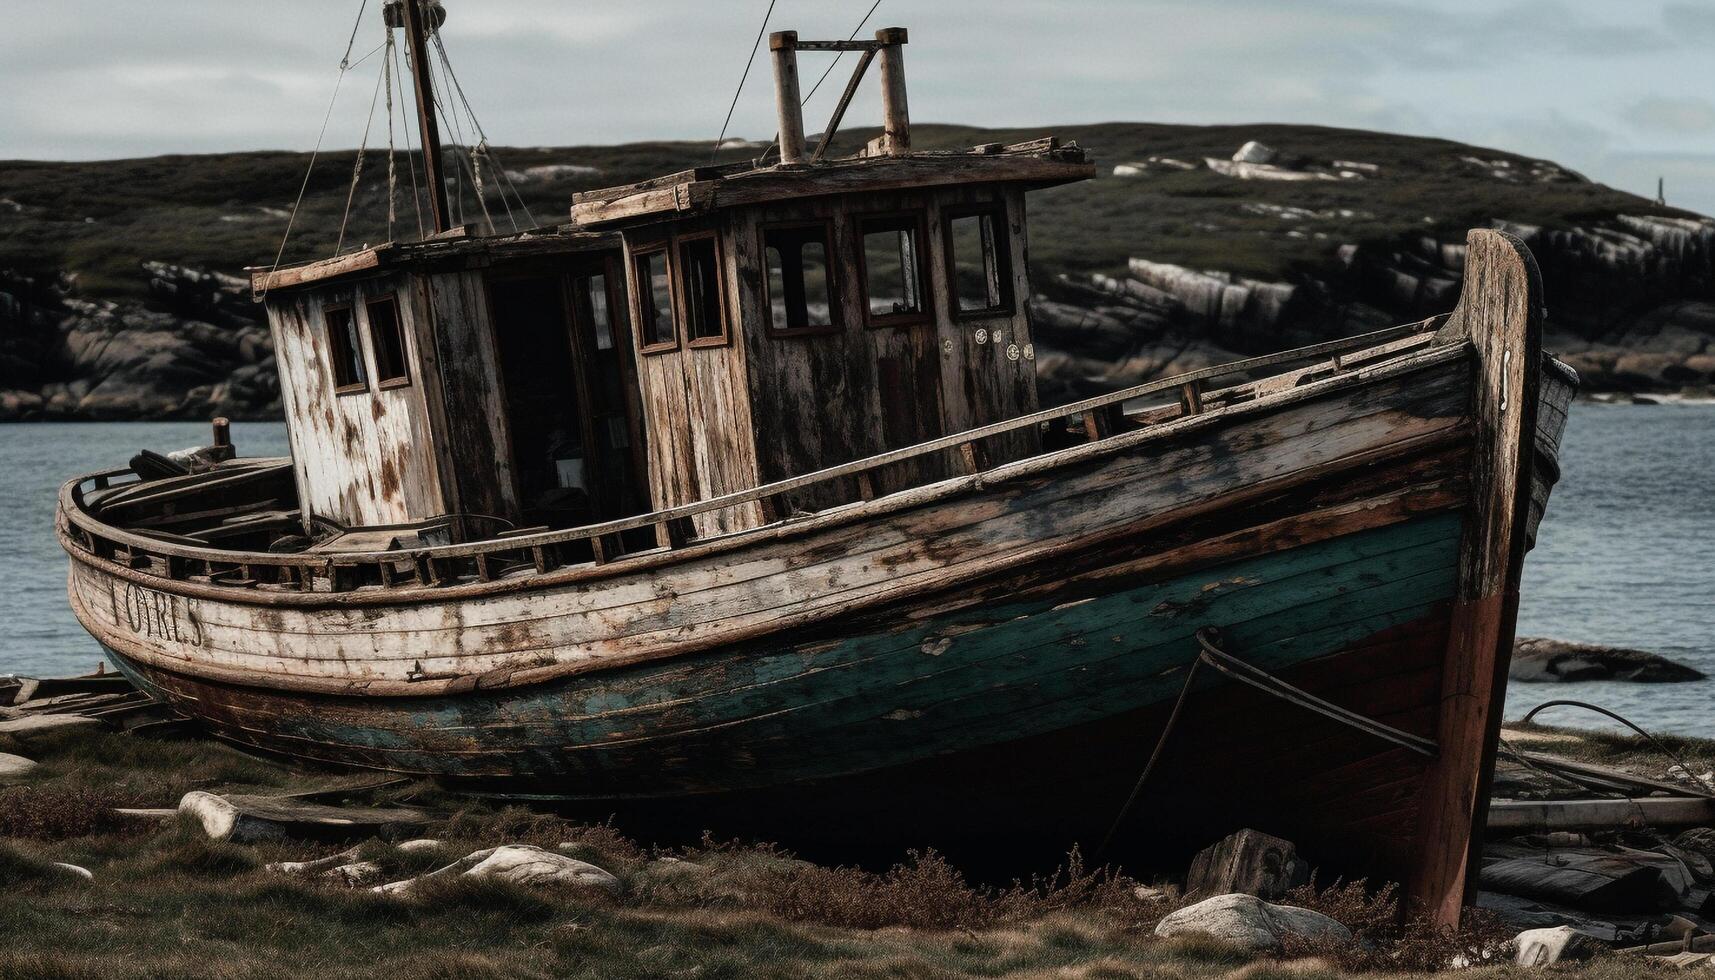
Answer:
0, 752, 37, 782
1510, 637, 1704, 683
323, 861, 385, 887
179, 791, 432, 844
0, 714, 103, 747
1186, 828, 1309, 900
1153, 893, 1351, 953
52, 863, 94, 882
1514, 925, 1605, 966
1232, 141, 1276, 165
266, 845, 362, 876
376, 844, 620, 896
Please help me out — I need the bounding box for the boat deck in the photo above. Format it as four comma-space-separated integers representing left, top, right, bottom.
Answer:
59, 319, 1450, 601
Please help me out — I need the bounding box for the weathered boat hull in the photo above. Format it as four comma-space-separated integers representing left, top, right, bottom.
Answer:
65, 231, 1568, 921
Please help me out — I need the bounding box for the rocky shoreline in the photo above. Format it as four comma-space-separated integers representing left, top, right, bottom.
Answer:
5, 123, 1713, 421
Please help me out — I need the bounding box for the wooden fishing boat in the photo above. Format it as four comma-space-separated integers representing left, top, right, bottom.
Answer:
56, 6, 1575, 925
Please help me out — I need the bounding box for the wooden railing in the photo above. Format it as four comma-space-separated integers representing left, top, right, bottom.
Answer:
59, 319, 1446, 596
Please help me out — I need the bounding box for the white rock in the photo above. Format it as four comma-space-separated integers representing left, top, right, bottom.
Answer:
53, 862, 94, 881
1153, 893, 1351, 953
396, 838, 443, 853
1112, 163, 1146, 177
323, 861, 386, 887
0, 714, 103, 746
0, 752, 37, 782
1514, 925, 1604, 966
375, 844, 620, 896
266, 846, 362, 876
1232, 141, 1276, 164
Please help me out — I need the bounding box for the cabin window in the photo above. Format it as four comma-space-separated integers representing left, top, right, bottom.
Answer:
678, 234, 727, 346
857, 212, 929, 325
945, 206, 1014, 317
764, 222, 836, 335
583, 271, 616, 351
635, 248, 676, 352
366, 295, 410, 387
324, 305, 368, 393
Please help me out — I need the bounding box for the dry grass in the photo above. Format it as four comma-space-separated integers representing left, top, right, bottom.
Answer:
5, 721, 1707, 977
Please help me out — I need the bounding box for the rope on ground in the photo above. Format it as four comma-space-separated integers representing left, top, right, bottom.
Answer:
260, 0, 372, 299
1520, 699, 1715, 797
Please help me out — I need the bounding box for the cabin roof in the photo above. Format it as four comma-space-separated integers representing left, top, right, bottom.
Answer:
569, 138, 1093, 229
248, 225, 622, 297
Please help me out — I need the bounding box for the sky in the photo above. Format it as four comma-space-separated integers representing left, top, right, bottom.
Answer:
2, 0, 1712, 215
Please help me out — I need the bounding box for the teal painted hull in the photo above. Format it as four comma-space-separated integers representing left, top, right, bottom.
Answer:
107, 510, 1462, 794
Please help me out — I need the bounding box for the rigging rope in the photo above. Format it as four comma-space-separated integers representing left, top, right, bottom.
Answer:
260, 0, 371, 298
1520, 699, 1715, 796
383, 30, 398, 241
1095, 628, 1439, 859
335, 52, 389, 255
712, 0, 779, 164
391, 25, 427, 239
431, 30, 536, 231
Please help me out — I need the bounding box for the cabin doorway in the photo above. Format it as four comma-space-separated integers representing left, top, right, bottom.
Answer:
488, 262, 650, 535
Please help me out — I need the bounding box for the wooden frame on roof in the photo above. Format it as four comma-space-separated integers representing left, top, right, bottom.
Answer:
569, 140, 1093, 230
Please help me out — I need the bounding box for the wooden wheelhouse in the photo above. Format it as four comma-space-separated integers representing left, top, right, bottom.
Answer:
570, 28, 1092, 536
250, 230, 652, 551
250, 25, 1092, 550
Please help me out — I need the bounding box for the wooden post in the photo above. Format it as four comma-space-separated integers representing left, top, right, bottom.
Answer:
400, 0, 451, 234
1407, 229, 1545, 928
211, 417, 231, 449
875, 28, 910, 156
769, 31, 807, 165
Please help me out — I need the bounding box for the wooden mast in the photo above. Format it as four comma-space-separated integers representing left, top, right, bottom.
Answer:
399, 0, 451, 235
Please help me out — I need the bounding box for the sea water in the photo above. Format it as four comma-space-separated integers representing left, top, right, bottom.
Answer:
2, 405, 1712, 734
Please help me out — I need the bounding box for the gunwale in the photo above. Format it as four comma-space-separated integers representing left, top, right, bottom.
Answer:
64, 344, 1473, 700
57, 319, 1455, 610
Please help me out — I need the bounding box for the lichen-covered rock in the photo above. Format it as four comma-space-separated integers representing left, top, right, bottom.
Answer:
375, 844, 621, 896
0, 752, 38, 782
0, 714, 103, 747
1514, 925, 1604, 966
1153, 893, 1352, 953
1510, 637, 1705, 683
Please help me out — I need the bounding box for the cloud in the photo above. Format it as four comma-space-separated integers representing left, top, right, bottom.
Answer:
1624, 97, 1715, 135
0, 0, 1704, 224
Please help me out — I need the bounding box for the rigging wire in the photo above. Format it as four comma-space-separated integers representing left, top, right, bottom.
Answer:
711, 0, 779, 164
753, 0, 882, 168
427, 51, 494, 233
429, 36, 515, 234
336, 53, 389, 255
391, 20, 427, 239
261, 0, 372, 298
383, 30, 398, 241
430, 30, 537, 230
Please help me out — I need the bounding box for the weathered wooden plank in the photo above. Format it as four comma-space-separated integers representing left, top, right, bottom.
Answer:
1408, 229, 1545, 928
67, 361, 1471, 694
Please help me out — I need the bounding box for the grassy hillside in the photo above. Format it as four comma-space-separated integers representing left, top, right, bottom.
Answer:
1, 122, 1688, 301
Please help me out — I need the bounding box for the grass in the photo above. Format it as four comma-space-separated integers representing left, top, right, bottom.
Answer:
0, 721, 1704, 976
1, 121, 1689, 305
